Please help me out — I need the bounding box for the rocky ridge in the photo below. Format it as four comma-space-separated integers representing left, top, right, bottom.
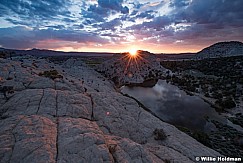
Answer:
195, 41, 243, 59
96, 51, 169, 86
0, 56, 222, 163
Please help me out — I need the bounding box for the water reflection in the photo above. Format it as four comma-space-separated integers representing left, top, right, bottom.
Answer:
121, 80, 224, 132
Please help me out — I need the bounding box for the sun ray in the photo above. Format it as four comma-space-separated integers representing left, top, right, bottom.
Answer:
129, 49, 137, 57
124, 54, 132, 74
113, 50, 153, 81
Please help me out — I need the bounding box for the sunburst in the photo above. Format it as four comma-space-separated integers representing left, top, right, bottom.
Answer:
121, 50, 149, 75
112, 50, 150, 85
129, 49, 137, 57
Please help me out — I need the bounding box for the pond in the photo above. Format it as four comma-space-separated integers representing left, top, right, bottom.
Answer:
121, 80, 225, 132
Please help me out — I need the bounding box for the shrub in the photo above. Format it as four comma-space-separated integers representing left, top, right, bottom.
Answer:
164, 159, 171, 163
0, 52, 6, 58
153, 128, 167, 140
215, 97, 236, 109
39, 70, 63, 80
108, 144, 117, 154
193, 131, 210, 145
0, 86, 14, 98
6, 77, 13, 80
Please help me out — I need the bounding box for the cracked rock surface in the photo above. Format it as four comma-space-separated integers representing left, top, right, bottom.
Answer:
0, 57, 222, 163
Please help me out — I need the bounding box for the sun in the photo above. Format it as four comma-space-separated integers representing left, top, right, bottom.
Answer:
129, 49, 137, 57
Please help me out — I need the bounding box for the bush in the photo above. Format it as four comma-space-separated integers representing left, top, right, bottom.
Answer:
6, 77, 13, 80
0, 86, 14, 98
108, 144, 117, 154
39, 70, 63, 80
192, 131, 211, 147
215, 97, 236, 109
153, 128, 167, 140
0, 52, 6, 58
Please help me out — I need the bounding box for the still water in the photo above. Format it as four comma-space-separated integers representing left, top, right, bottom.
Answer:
121, 80, 225, 132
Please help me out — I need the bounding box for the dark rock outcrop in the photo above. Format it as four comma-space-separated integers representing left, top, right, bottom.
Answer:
195, 41, 243, 59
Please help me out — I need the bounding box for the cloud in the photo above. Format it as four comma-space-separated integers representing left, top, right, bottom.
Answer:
130, 2, 144, 10
173, 0, 243, 26
99, 18, 122, 31
62, 18, 76, 23
166, 0, 243, 46
135, 10, 155, 19
81, 4, 109, 22
45, 25, 66, 30
82, 10, 106, 22
98, 0, 129, 14
170, 0, 191, 8
0, 0, 71, 26
0, 26, 37, 49
4, 18, 31, 26
81, 0, 129, 23
0, 26, 108, 49
129, 16, 172, 31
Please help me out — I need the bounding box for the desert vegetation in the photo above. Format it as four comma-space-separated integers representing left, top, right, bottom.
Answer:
39, 70, 63, 80
161, 56, 243, 112
153, 128, 167, 140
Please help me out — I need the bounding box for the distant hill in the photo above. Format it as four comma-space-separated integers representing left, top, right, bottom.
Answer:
195, 41, 243, 59
0, 48, 115, 57
158, 53, 195, 60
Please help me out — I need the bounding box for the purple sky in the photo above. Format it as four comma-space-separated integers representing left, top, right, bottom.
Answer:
0, 0, 243, 53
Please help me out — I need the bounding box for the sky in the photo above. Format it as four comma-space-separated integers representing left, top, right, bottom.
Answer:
0, 0, 243, 53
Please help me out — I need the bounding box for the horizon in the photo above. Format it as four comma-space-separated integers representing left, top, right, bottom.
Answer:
0, 0, 243, 53
0, 45, 206, 54
1, 40, 241, 54
0, 45, 202, 54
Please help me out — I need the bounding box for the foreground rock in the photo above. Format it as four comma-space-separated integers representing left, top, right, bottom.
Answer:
0, 56, 222, 163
